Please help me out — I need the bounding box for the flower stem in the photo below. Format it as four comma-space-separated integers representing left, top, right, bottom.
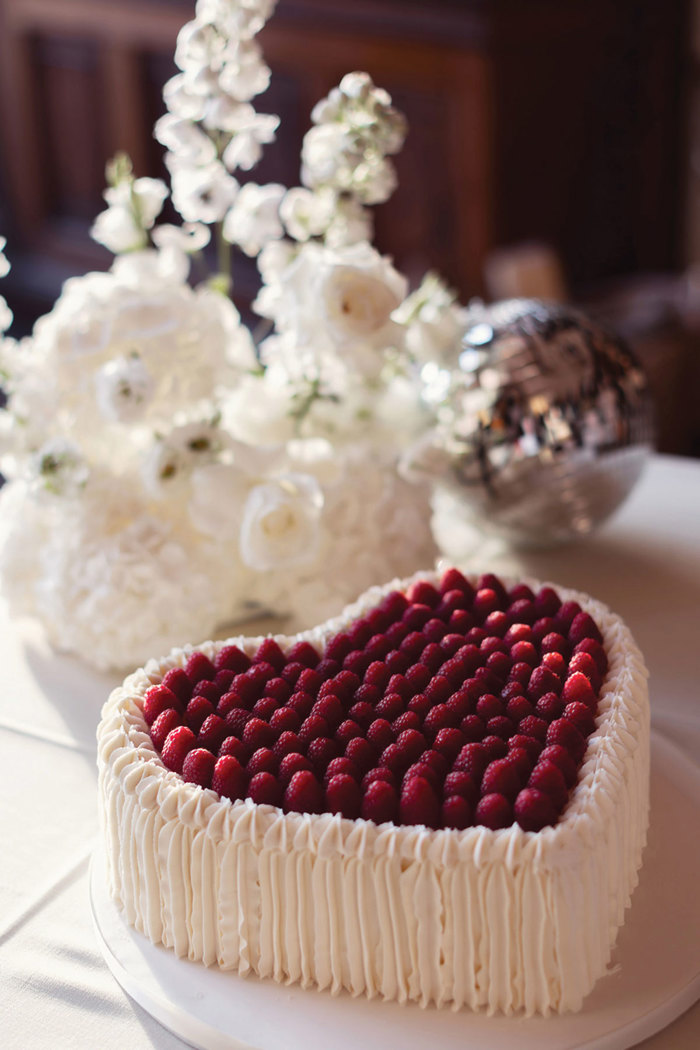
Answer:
215, 222, 232, 295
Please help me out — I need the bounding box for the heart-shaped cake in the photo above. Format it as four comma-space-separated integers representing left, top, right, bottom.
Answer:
97, 569, 649, 1015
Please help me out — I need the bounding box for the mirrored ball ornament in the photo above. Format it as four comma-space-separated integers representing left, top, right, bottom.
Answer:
407, 298, 655, 547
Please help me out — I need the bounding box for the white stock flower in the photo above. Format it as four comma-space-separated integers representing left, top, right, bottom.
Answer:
222, 182, 284, 255
95, 353, 155, 422
218, 39, 271, 101
0, 296, 12, 333
163, 74, 207, 120
239, 472, 323, 570
0, 236, 10, 278
279, 187, 334, 241
393, 273, 468, 365
169, 160, 238, 223
323, 196, 372, 248
196, 0, 277, 40
91, 177, 168, 254
188, 460, 250, 538
91, 206, 146, 254
151, 222, 211, 254
155, 114, 217, 164
221, 109, 279, 170
301, 124, 354, 190
32, 438, 89, 497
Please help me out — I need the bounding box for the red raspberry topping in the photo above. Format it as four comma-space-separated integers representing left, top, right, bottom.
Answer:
344, 736, 376, 772
197, 713, 227, 752
273, 730, 303, 760
361, 767, 396, 792
563, 701, 595, 735
400, 776, 440, 829
192, 680, 220, 705
534, 586, 561, 618
306, 736, 339, 773
269, 707, 301, 733
215, 645, 251, 673
218, 736, 249, 764
442, 795, 473, 829
161, 725, 197, 773
573, 638, 608, 675
286, 641, 320, 668
243, 717, 276, 751
161, 667, 192, 706
546, 718, 587, 761
184, 651, 216, 685
278, 752, 313, 786
475, 793, 512, 829
538, 744, 578, 787
528, 759, 568, 810
561, 672, 596, 708
443, 770, 478, 806
213, 755, 247, 801
182, 748, 216, 788
324, 757, 360, 784
247, 747, 277, 777
225, 708, 252, 736
254, 638, 286, 673
326, 774, 362, 819
514, 788, 557, 831
454, 742, 489, 781
284, 769, 323, 814
248, 772, 282, 807
186, 696, 215, 734
150, 708, 182, 751
481, 757, 522, 800
440, 567, 474, 597
407, 580, 440, 607
143, 685, 180, 726
361, 779, 398, 824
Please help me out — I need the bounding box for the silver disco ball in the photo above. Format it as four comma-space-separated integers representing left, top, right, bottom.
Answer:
407, 298, 655, 547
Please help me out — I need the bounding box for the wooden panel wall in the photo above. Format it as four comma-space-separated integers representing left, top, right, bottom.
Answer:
0, 0, 689, 329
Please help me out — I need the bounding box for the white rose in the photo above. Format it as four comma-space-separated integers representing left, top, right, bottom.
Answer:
95, 353, 155, 423
318, 243, 407, 344
239, 473, 323, 570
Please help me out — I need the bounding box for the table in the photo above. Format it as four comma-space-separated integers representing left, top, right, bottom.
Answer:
2, 453, 699, 1049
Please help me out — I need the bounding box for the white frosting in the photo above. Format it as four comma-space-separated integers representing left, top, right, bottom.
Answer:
97, 572, 650, 1015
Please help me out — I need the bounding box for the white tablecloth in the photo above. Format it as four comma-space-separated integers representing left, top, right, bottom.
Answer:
2, 453, 699, 1049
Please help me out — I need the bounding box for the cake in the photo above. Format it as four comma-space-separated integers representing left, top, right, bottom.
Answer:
97, 568, 650, 1016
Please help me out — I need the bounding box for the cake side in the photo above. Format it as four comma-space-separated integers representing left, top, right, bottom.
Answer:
96, 572, 650, 1015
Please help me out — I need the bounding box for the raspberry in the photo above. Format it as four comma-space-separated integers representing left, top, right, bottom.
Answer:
514, 788, 557, 831
528, 759, 568, 810
440, 568, 474, 596
361, 779, 398, 824
453, 742, 488, 780
215, 645, 251, 674
312, 695, 344, 728
424, 675, 452, 705
197, 713, 227, 752
422, 618, 447, 644
546, 718, 586, 761
403, 762, 440, 792
365, 635, 391, 662
324, 757, 360, 784
247, 747, 277, 777
518, 715, 548, 742
439, 655, 466, 685
422, 748, 449, 777
408, 692, 431, 720
568, 611, 603, 646
284, 769, 323, 814
306, 736, 339, 773
534, 586, 561, 619
143, 685, 180, 726
328, 670, 361, 700
501, 680, 525, 703
509, 641, 538, 667
508, 734, 542, 760
486, 652, 511, 682
402, 604, 432, 631
477, 573, 507, 600
486, 715, 514, 740
228, 672, 260, 706
481, 757, 521, 799
278, 752, 313, 786
527, 666, 562, 701
399, 631, 426, 662
347, 618, 372, 649
459, 714, 486, 742
247, 661, 276, 688
532, 617, 557, 644
161, 667, 192, 706
375, 693, 404, 722
423, 704, 457, 739
288, 691, 315, 719
213, 670, 236, 694
361, 767, 396, 792
481, 735, 508, 761
182, 748, 216, 788
573, 638, 608, 676
507, 598, 536, 626
473, 666, 501, 693
185, 651, 217, 685
367, 718, 394, 751
391, 710, 421, 735
475, 793, 512, 829
286, 641, 320, 668
335, 719, 363, 746
437, 589, 469, 619
299, 714, 330, 744
443, 770, 478, 805
465, 626, 487, 647
379, 589, 409, 620
385, 622, 409, 648
406, 579, 440, 607
187, 677, 216, 705
480, 635, 508, 657
349, 701, 375, 729
561, 672, 596, 708
254, 638, 286, 672
212, 755, 248, 801
540, 632, 569, 656
345, 736, 376, 773
248, 771, 282, 807
296, 669, 323, 695
554, 601, 582, 634
217, 690, 249, 718
506, 696, 533, 723
161, 726, 196, 773
324, 774, 361, 819
263, 677, 291, 704
507, 746, 533, 781
386, 672, 412, 700
353, 682, 381, 706
365, 606, 391, 634
150, 708, 181, 752
218, 736, 249, 764
273, 730, 303, 760
504, 623, 533, 646
252, 696, 278, 722
324, 632, 352, 663
442, 795, 473, 829
563, 701, 595, 734
446, 690, 471, 721
279, 661, 305, 686
269, 707, 301, 733
476, 694, 503, 721
433, 727, 464, 761
509, 662, 533, 686
186, 696, 215, 734
449, 609, 474, 634
385, 650, 411, 675
364, 661, 391, 691
343, 650, 372, 676
567, 651, 602, 687
472, 588, 500, 620
400, 776, 440, 828
538, 744, 578, 788
242, 717, 276, 750
483, 611, 508, 638
395, 728, 427, 763
535, 692, 565, 721
380, 743, 407, 774
541, 651, 567, 678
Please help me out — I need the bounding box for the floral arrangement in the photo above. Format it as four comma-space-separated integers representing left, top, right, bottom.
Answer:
0, 0, 469, 671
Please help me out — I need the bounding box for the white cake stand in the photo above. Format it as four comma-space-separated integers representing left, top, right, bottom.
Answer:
90, 731, 700, 1050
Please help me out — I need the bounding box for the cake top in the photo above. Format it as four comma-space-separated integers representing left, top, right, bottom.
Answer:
141, 568, 607, 832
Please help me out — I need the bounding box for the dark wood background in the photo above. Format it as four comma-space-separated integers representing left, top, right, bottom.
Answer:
0, 0, 696, 452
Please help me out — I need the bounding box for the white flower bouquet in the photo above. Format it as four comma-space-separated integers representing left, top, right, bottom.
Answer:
0, 0, 469, 671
